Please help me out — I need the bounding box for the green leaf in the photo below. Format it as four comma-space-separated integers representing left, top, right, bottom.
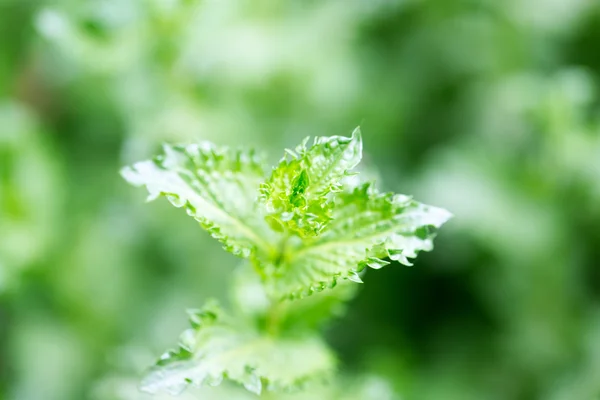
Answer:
260, 128, 362, 237
232, 262, 357, 330
265, 183, 452, 299
141, 301, 335, 396
121, 143, 275, 259
278, 280, 358, 331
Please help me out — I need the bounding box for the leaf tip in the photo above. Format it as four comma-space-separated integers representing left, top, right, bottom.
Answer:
351, 126, 362, 141
432, 205, 454, 227
120, 165, 139, 185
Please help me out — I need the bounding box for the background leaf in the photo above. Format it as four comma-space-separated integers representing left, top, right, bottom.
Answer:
141, 302, 335, 396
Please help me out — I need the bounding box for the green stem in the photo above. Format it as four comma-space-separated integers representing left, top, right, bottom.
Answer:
261, 234, 294, 337
251, 259, 268, 281
261, 389, 277, 399
266, 300, 284, 337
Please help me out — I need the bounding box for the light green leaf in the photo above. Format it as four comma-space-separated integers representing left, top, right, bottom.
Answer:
260, 128, 362, 237
141, 301, 335, 396
121, 143, 275, 259
232, 262, 357, 330
265, 183, 452, 299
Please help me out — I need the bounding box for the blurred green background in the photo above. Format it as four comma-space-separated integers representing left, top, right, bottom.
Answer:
1, 0, 600, 399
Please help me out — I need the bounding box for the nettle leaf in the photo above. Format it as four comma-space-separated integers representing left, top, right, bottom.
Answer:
265, 183, 452, 299
121, 143, 275, 259
141, 302, 335, 396
232, 263, 357, 331
260, 128, 362, 237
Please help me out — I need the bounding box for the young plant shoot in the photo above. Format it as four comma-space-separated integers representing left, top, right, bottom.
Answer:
121, 128, 451, 396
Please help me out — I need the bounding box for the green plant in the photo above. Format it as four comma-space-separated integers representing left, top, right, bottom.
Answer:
121, 128, 451, 397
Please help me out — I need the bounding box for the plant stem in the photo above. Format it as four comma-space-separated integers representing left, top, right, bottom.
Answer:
261, 390, 277, 399
266, 300, 284, 337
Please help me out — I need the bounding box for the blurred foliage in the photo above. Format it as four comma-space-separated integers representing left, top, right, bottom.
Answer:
1, 0, 600, 399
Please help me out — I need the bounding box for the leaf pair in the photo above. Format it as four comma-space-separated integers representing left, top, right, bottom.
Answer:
122, 128, 451, 300
140, 302, 335, 396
